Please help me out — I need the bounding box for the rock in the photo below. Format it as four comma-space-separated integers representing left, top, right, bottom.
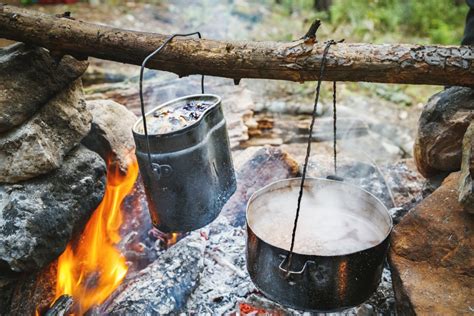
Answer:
82, 99, 137, 172
459, 122, 474, 213
414, 87, 474, 178
222, 146, 299, 227
0, 43, 88, 133
389, 172, 473, 315
0, 146, 106, 274
102, 231, 207, 315
0, 80, 91, 183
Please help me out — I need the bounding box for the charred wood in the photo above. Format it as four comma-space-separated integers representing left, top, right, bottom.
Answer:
44, 295, 74, 316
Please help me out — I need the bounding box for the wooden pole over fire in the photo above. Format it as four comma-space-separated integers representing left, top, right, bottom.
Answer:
0, 4, 473, 87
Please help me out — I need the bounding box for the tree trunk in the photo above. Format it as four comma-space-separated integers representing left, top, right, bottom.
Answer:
0, 5, 473, 87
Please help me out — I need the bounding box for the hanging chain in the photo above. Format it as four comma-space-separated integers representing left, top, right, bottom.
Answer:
286, 40, 338, 274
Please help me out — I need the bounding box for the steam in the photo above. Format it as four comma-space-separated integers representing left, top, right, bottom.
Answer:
248, 180, 389, 256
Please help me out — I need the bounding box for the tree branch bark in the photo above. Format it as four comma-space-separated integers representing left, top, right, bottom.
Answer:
1, 5, 473, 86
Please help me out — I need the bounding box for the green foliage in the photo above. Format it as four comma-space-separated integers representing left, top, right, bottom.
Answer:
329, 0, 467, 44
272, 0, 467, 44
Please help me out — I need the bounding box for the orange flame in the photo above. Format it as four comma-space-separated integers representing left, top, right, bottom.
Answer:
55, 157, 139, 314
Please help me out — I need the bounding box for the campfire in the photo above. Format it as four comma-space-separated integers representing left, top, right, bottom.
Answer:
1, 2, 472, 315
54, 157, 138, 314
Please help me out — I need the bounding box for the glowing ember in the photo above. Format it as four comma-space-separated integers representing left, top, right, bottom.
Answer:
55, 157, 139, 314
166, 233, 179, 248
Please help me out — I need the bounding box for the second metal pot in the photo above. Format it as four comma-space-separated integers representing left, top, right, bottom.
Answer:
246, 178, 392, 312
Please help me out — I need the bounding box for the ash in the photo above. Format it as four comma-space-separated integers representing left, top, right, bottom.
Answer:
185, 216, 252, 314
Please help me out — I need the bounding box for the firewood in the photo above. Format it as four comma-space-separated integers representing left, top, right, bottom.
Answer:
44, 295, 74, 316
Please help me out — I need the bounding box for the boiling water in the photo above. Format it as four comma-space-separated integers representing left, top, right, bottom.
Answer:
248, 184, 386, 256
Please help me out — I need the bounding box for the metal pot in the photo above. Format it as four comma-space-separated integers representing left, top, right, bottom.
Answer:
133, 94, 236, 233
246, 178, 392, 312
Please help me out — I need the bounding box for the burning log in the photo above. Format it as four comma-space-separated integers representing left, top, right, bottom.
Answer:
44, 295, 74, 316
1, 5, 474, 87
101, 231, 207, 315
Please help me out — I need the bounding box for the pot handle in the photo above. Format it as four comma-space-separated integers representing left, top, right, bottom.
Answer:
278, 255, 315, 277
139, 32, 205, 180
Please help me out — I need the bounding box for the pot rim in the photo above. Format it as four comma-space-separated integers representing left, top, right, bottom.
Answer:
132, 93, 222, 136
246, 177, 393, 257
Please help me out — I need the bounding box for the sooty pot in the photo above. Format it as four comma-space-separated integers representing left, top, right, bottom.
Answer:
133, 94, 236, 233
246, 178, 392, 312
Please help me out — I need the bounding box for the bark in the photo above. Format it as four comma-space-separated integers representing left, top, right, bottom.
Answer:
0, 5, 473, 86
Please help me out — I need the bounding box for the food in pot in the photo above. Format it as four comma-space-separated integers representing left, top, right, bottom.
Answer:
136, 99, 214, 134
248, 184, 386, 256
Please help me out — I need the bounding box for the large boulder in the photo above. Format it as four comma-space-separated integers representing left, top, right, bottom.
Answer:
0, 146, 106, 274
389, 172, 473, 315
459, 121, 474, 213
82, 99, 137, 172
0, 80, 91, 183
0, 43, 88, 133
414, 87, 474, 178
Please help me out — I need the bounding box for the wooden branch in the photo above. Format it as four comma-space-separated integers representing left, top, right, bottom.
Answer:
1, 5, 473, 86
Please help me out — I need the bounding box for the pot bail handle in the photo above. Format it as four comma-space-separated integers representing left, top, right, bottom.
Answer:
139, 32, 205, 179
278, 255, 315, 277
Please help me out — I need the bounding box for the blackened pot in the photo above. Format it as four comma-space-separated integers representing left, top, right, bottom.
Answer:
246, 178, 392, 312
133, 94, 236, 233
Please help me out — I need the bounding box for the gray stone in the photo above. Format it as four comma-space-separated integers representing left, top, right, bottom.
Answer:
0, 146, 106, 274
0, 43, 88, 133
0, 80, 91, 183
459, 121, 474, 213
414, 87, 474, 178
82, 99, 137, 172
